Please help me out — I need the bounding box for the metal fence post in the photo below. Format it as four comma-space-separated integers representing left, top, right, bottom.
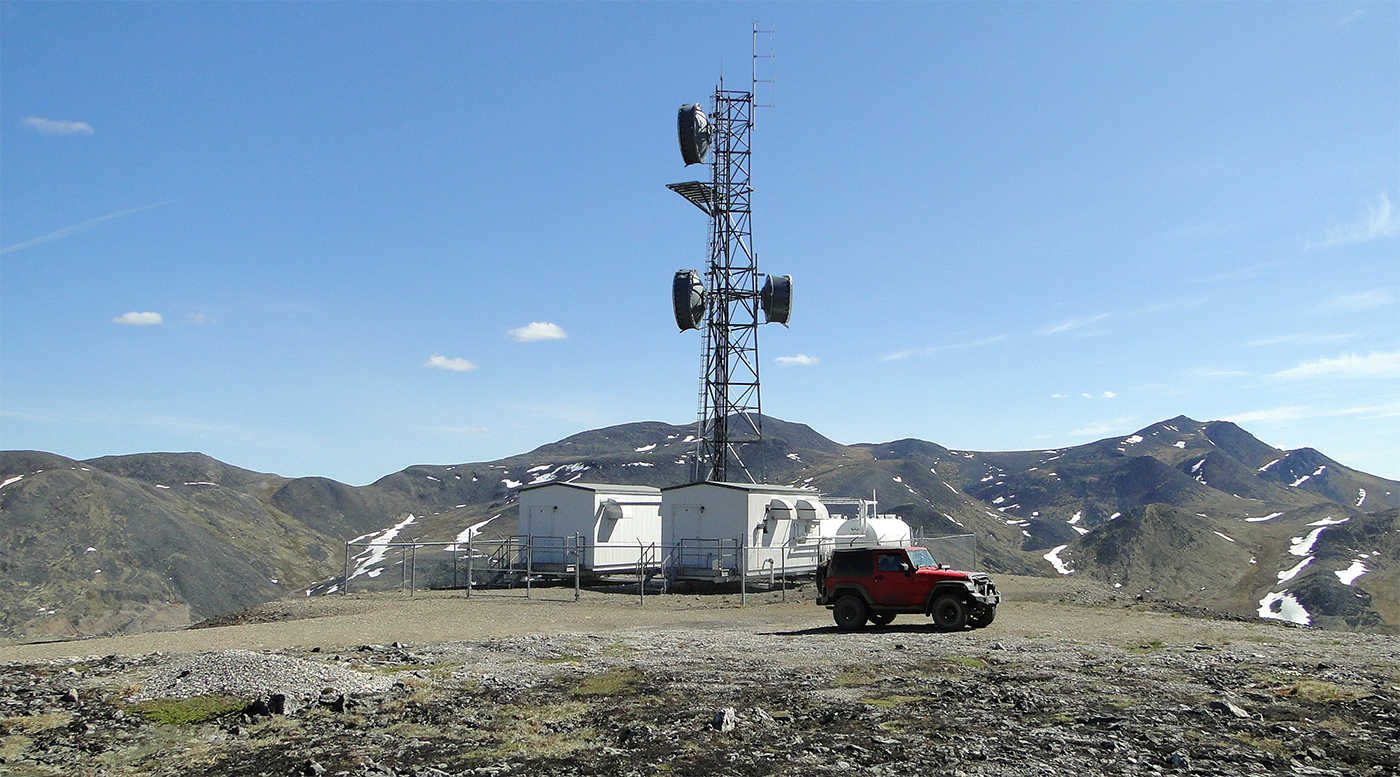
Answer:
739, 537, 747, 606
410, 544, 416, 597
573, 533, 581, 602
466, 535, 473, 599
525, 535, 533, 599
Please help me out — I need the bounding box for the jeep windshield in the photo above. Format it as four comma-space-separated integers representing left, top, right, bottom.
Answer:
906, 548, 939, 569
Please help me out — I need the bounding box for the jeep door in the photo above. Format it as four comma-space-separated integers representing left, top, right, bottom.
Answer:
869, 550, 919, 606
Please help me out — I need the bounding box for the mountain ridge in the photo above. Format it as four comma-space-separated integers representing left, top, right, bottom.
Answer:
2, 415, 1396, 639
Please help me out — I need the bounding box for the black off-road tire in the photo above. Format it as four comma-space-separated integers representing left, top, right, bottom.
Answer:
869, 612, 896, 626
931, 594, 969, 632
967, 604, 996, 629
833, 595, 868, 630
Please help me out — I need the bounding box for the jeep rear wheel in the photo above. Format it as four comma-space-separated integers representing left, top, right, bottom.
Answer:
968, 604, 996, 629
833, 595, 868, 630
931, 594, 968, 632
870, 612, 896, 627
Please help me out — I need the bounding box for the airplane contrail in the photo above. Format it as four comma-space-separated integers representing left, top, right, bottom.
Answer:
1, 200, 176, 255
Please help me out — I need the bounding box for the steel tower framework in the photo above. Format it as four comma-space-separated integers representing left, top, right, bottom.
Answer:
694, 84, 761, 483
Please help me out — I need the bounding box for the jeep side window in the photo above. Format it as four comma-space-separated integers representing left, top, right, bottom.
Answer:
877, 553, 904, 572
832, 550, 872, 577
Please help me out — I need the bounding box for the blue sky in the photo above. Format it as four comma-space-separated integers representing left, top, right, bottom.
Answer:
3, 2, 1396, 485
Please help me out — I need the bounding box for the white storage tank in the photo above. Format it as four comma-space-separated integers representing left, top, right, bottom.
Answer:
660, 481, 832, 580
829, 515, 913, 548
517, 482, 662, 574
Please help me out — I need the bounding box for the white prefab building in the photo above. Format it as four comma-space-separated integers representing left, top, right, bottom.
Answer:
660, 481, 833, 580
517, 482, 662, 574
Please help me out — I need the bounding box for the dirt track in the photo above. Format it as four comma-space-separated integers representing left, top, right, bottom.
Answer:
0, 575, 1362, 663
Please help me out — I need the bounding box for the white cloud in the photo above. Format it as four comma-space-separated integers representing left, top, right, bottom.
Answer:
113, 311, 162, 326
1312, 289, 1394, 315
1069, 417, 1138, 437
1051, 394, 1069, 399
1309, 192, 1399, 248
1222, 402, 1400, 425
506, 401, 603, 425
1079, 391, 1117, 399
1269, 351, 1400, 381
775, 354, 819, 366
507, 322, 567, 342
21, 116, 94, 135
1042, 313, 1109, 336
1222, 406, 1309, 424
1187, 367, 1250, 378
1101, 391, 1117, 399
1243, 332, 1354, 347
879, 335, 1006, 361
424, 354, 477, 372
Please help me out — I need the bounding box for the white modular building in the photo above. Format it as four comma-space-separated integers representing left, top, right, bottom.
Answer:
517, 482, 663, 574
660, 481, 833, 581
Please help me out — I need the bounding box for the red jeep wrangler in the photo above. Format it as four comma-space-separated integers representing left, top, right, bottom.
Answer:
815, 546, 1000, 631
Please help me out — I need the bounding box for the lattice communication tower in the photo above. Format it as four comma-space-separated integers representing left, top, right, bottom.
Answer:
668, 25, 787, 484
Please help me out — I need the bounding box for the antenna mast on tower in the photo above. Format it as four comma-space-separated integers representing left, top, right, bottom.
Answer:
668, 25, 787, 484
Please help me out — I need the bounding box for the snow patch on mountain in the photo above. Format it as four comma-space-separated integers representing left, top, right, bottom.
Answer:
1043, 545, 1074, 575
1277, 556, 1313, 583
347, 514, 419, 581
445, 515, 498, 552
1258, 591, 1311, 625
1335, 560, 1368, 586
1289, 528, 1328, 557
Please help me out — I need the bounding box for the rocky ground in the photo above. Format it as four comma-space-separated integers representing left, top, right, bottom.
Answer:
1, 577, 1397, 777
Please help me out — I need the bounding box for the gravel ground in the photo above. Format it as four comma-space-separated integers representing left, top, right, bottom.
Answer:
1, 576, 1397, 776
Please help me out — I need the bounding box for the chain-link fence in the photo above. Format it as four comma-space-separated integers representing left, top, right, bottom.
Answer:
339, 530, 981, 604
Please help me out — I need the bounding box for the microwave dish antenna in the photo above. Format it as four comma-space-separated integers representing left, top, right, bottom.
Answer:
667, 23, 784, 484
677, 104, 711, 166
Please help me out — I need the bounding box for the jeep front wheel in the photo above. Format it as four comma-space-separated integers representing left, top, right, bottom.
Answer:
930, 594, 968, 632
967, 604, 996, 629
833, 595, 868, 630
